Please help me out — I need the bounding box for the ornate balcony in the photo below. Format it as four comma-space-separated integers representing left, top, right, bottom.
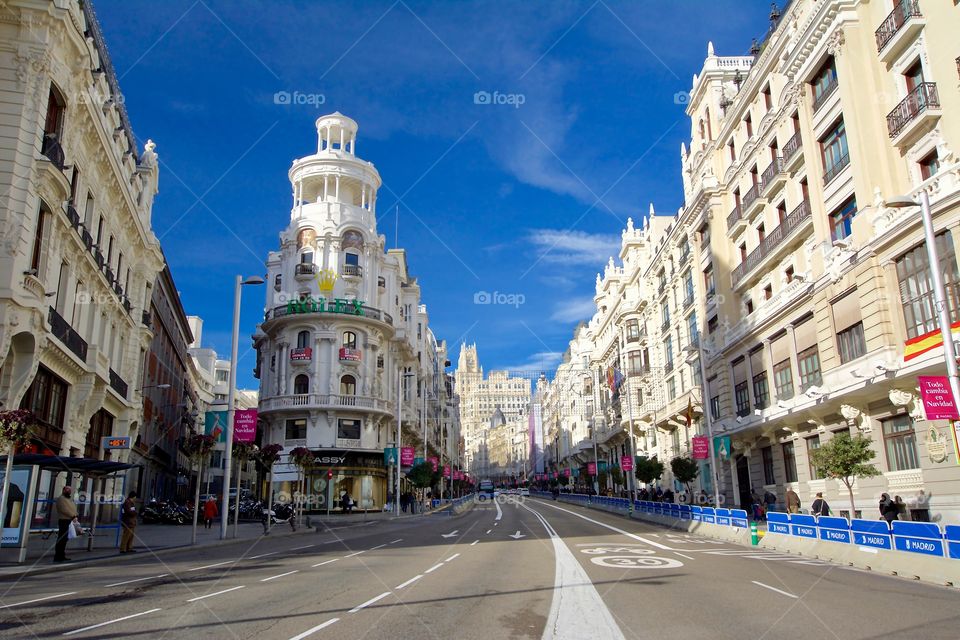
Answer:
812, 77, 838, 113
782, 131, 803, 171
48, 306, 87, 362
876, 0, 923, 61
731, 200, 811, 289
887, 83, 940, 144
294, 263, 316, 280
727, 204, 744, 233
823, 152, 850, 185
109, 368, 128, 398
761, 156, 786, 197
260, 393, 392, 415
741, 182, 765, 220
40, 135, 66, 171
341, 264, 363, 277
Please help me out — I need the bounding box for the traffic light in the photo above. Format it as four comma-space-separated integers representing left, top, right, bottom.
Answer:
327, 469, 333, 479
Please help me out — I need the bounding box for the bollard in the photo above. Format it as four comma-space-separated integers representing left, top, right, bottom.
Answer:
750, 521, 759, 546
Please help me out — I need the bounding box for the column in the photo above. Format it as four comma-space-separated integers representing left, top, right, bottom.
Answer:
279, 342, 288, 395
335, 175, 340, 201
350, 134, 356, 154
361, 184, 366, 209
323, 174, 329, 201
339, 128, 344, 152
786, 324, 800, 393
744, 349, 755, 408
325, 126, 331, 151
312, 335, 323, 396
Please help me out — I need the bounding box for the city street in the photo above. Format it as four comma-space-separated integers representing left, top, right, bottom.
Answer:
0, 499, 957, 639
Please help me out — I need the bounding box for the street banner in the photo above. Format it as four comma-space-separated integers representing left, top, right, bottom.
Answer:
234, 409, 258, 443
0, 466, 34, 547
564, 468, 571, 477
204, 410, 227, 443
383, 447, 397, 464
587, 462, 597, 476
713, 435, 731, 461
919, 376, 959, 420
427, 456, 439, 471
621, 455, 634, 471
400, 447, 415, 466
443, 464, 451, 478
454, 470, 463, 480
692, 435, 709, 460
598, 460, 609, 472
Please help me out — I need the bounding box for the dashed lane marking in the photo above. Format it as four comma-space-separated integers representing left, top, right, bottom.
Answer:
1, 592, 77, 609
186, 585, 245, 602
288, 617, 339, 640
424, 563, 444, 574
349, 591, 391, 613
104, 575, 168, 587
261, 570, 299, 582
312, 559, 339, 567
62, 608, 161, 636
751, 580, 798, 598
445, 553, 460, 562
395, 575, 422, 590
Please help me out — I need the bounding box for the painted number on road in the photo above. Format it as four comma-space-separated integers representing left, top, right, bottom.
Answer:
590, 555, 684, 569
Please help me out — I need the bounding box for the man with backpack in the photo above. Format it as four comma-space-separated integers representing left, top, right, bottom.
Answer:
811, 492, 830, 517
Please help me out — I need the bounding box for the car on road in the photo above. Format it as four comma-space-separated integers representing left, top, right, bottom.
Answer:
478, 480, 495, 501
519, 488, 530, 497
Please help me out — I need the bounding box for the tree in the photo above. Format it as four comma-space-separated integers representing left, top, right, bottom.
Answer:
634, 456, 665, 486
183, 433, 216, 544
610, 466, 624, 489
670, 456, 700, 502
257, 444, 283, 534
288, 447, 315, 528
809, 433, 881, 518
407, 462, 435, 490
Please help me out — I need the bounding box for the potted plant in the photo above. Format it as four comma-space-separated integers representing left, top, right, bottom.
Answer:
0, 410, 36, 536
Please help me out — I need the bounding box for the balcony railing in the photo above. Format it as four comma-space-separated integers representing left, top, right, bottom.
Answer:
142, 310, 152, 327
48, 306, 87, 362
823, 152, 850, 184
875, 0, 921, 52
727, 204, 743, 229
260, 393, 392, 413
761, 156, 784, 191
664, 361, 674, 374
341, 264, 363, 277
40, 135, 65, 170
812, 77, 838, 112
741, 182, 762, 212
65, 205, 81, 228
683, 295, 694, 310
887, 82, 939, 139
731, 200, 811, 287
109, 368, 128, 398
782, 131, 802, 164
295, 263, 316, 276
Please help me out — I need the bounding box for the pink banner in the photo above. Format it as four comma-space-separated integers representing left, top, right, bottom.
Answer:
587, 462, 597, 476
919, 376, 959, 420
443, 464, 451, 478
427, 456, 439, 472
692, 435, 709, 460
234, 409, 258, 443
454, 470, 463, 480
620, 455, 633, 471
400, 447, 415, 466
564, 469, 571, 477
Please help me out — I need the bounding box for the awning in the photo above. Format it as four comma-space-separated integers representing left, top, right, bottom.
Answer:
0, 454, 137, 476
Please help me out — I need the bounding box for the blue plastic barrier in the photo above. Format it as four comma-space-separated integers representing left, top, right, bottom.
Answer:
691, 505, 702, 522
817, 516, 852, 544
767, 512, 790, 534
892, 521, 945, 557
679, 504, 692, 521
789, 514, 818, 539
701, 507, 716, 524
730, 509, 749, 528
946, 525, 960, 560
715, 508, 731, 526
851, 519, 892, 550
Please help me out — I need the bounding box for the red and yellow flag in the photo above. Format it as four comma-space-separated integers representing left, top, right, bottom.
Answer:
904, 321, 960, 362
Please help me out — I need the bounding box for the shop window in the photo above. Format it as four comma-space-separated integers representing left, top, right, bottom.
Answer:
285, 419, 306, 440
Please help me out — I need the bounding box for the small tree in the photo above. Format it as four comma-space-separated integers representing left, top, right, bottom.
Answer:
0, 410, 36, 536
610, 466, 624, 490
670, 456, 700, 502
257, 444, 282, 533
634, 455, 665, 487
184, 433, 216, 544
407, 462, 435, 511
809, 433, 881, 518
288, 447, 314, 527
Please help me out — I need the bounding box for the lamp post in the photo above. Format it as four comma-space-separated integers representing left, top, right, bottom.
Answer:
220, 275, 264, 540
618, 328, 639, 508
395, 369, 415, 516
888, 191, 960, 410
685, 343, 722, 508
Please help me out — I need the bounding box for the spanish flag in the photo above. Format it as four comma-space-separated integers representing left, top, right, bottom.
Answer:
685, 398, 693, 428
904, 321, 960, 362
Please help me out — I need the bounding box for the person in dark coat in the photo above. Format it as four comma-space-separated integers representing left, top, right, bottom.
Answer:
879, 493, 898, 524
811, 492, 830, 517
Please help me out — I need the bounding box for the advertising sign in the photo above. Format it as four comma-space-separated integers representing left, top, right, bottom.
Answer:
413, 457, 425, 468
454, 470, 463, 480
692, 435, 709, 460
339, 347, 362, 362
205, 410, 228, 443
427, 456, 439, 472
400, 447, 415, 466
289, 347, 312, 361
919, 376, 959, 420
587, 462, 597, 476
713, 435, 731, 461
234, 409, 258, 443
383, 447, 397, 465
0, 466, 34, 547
620, 456, 634, 472
101, 436, 131, 450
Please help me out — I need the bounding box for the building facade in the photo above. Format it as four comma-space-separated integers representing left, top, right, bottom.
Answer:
0, 1, 163, 464
253, 113, 450, 511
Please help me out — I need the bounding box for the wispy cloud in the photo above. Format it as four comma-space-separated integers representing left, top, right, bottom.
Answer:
550, 295, 596, 324
528, 228, 619, 266
493, 350, 564, 374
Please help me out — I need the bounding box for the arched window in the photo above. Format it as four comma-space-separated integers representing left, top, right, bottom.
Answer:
342, 331, 357, 349
300, 251, 313, 264
294, 374, 309, 394
297, 330, 310, 349
340, 375, 356, 396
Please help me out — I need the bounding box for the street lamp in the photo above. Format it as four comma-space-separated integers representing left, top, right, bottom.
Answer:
887, 191, 960, 411
142, 383, 171, 391
395, 369, 415, 516
684, 343, 722, 509
220, 275, 264, 539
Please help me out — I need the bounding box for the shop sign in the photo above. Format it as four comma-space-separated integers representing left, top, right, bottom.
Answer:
286, 297, 365, 317
400, 447, 415, 466
620, 456, 634, 471
290, 347, 312, 361
587, 462, 597, 476
101, 436, 131, 450
339, 347, 362, 362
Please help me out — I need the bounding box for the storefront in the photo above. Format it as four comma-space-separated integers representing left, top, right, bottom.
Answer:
273, 450, 388, 513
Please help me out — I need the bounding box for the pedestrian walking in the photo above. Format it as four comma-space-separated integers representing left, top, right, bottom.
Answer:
203, 495, 218, 529
53, 486, 77, 563
786, 488, 801, 514
879, 493, 898, 524
811, 492, 830, 517
120, 491, 138, 553
763, 490, 777, 516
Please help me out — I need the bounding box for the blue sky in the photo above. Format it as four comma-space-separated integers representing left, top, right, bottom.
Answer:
96, 0, 772, 388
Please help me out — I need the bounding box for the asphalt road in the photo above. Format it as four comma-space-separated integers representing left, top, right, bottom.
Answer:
0, 497, 958, 639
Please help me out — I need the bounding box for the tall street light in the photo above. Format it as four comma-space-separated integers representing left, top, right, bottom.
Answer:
220, 275, 264, 539
887, 191, 960, 410
685, 343, 722, 508
395, 369, 415, 516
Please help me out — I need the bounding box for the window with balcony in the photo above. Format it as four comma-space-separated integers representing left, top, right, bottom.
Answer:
798, 346, 822, 390
294, 374, 310, 395
896, 233, 960, 338
837, 322, 866, 363
343, 331, 357, 349
773, 358, 793, 400
753, 372, 770, 409
41, 84, 66, 169
628, 352, 642, 375
704, 264, 716, 297
876, 0, 922, 52
821, 119, 849, 184
340, 375, 356, 396
285, 418, 306, 440
687, 312, 699, 347
663, 336, 674, 372
811, 56, 838, 111
919, 150, 940, 180
829, 196, 857, 242
30, 202, 50, 273
735, 381, 750, 417
882, 415, 919, 471
684, 271, 694, 307
782, 441, 798, 483
667, 377, 677, 401
807, 435, 825, 479
626, 320, 640, 342
762, 446, 776, 485
661, 302, 670, 330
710, 394, 721, 420
297, 330, 310, 349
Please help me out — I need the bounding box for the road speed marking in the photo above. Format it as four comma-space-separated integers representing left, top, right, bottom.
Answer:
580, 546, 655, 555
589, 555, 684, 569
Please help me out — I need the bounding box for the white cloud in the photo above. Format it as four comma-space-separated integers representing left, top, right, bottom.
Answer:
550, 295, 596, 324
494, 350, 564, 374
528, 228, 619, 266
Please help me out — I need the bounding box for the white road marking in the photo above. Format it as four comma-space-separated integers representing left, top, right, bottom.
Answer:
105, 575, 168, 587
288, 617, 340, 640
470, 540, 479, 546
312, 558, 339, 567
486, 529, 492, 534
424, 563, 444, 574
751, 581, 798, 599
62, 608, 161, 636
349, 591, 391, 613
1, 592, 76, 609
187, 560, 232, 571
674, 552, 695, 560
535, 501, 673, 550
261, 570, 299, 582
322, 540, 338, 544
389, 539, 403, 544
494, 522, 499, 526
445, 553, 460, 562
369, 544, 386, 551
395, 575, 422, 589
495, 499, 503, 521
519, 503, 625, 640
345, 550, 365, 558
291, 544, 315, 550
248, 552, 277, 559
187, 585, 245, 602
